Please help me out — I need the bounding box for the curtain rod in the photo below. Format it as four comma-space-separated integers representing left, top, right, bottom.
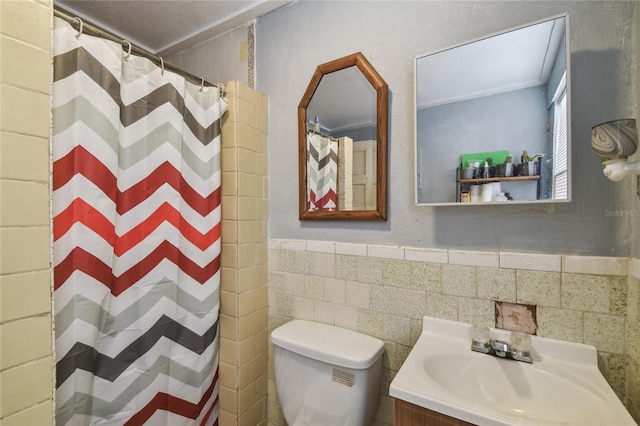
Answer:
308, 128, 338, 142
53, 8, 221, 92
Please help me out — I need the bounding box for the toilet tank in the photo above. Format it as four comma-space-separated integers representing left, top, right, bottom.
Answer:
271, 320, 385, 426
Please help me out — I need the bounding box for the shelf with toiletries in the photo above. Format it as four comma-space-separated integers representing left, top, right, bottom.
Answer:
455, 157, 542, 203
457, 175, 540, 184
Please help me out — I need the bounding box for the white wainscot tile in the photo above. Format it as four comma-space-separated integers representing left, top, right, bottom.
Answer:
368, 244, 404, 260
404, 247, 448, 263
335, 242, 367, 256
280, 239, 307, 251
630, 257, 640, 279
267, 239, 282, 250
449, 250, 498, 267
499, 252, 561, 272
306, 240, 336, 253
563, 255, 628, 276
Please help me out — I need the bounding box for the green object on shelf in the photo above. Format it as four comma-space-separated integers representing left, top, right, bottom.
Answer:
461, 150, 510, 169
521, 150, 544, 162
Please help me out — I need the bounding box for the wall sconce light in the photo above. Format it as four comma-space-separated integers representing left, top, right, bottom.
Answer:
591, 119, 638, 181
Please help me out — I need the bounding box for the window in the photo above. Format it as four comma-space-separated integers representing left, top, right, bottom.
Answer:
552, 73, 568, 200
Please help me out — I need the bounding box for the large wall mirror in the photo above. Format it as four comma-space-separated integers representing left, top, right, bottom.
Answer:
415, 14, 571, 206
298, 52, 388, 220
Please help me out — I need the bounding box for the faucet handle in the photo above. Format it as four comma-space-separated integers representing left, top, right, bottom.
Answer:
510, 331, 532, 352
510, 332, 533, 363
470, 324, 491, 353
471, 324, 490, 343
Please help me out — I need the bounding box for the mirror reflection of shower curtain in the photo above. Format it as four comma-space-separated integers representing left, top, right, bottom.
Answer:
307, 132, 338, 210
52, 17, 225, 425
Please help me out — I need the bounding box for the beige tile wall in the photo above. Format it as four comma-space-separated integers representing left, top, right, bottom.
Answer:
268, 240, 639, 425
0, 0, 54, 424
219, 81, 269, 426
627, 258, 640, 420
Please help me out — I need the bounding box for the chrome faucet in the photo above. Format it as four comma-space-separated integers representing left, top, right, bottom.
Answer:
470, 325, 532, 363
491, 339, 509, 358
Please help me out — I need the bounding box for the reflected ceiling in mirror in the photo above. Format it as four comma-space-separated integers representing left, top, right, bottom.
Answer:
307, 67, 376, 138
414, 14, 571, 206
298, 52, 388, 220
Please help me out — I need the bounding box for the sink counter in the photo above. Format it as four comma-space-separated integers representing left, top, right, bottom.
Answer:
389, 317, 636, 426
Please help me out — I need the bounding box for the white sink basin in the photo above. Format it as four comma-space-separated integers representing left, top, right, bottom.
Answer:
390, 317, 636, 425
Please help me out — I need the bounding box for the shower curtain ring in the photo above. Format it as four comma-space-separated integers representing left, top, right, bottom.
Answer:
74, 17, 83, 38
199, 77, 205, 91
123, 41, 132, 60
160, 57, 165, 75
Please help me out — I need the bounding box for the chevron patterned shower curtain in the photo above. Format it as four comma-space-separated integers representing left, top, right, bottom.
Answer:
52, 18, 226, 425
307, 132, 338, 210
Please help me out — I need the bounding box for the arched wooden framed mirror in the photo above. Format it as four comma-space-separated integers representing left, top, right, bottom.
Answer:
298, 52, 388, 221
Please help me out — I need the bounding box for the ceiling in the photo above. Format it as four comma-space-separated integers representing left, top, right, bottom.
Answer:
307, 66, 377, 133
54, 0, 293, 56
416, 16, 566, 109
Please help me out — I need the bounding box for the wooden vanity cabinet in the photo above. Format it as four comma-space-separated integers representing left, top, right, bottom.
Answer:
394, 399, 476, 426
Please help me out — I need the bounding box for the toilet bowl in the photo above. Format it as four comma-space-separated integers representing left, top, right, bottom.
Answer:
271, 320, 385, 426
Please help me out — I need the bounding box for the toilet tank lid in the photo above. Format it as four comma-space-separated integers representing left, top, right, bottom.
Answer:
271, 320, 385, 369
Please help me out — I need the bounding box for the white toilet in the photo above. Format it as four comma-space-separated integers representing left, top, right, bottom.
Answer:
271, 320, 385, 426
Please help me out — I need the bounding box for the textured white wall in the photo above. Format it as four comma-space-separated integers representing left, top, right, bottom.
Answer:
256, 0, 637, 256
167, 24, 250, 87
